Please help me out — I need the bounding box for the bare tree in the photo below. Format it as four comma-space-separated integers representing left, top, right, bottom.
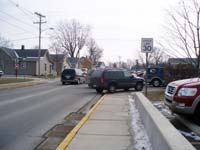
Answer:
86, 38, 103, 65
164, 0, 200, 68
149, 47, 166, 65
0, 35, 13, 48
139, 47, 168, 66
126, 59, 134, 69
50, 19, 90, 58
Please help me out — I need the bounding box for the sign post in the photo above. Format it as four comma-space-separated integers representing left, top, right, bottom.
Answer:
141, 38, 153, 96
15, 63, 19, 79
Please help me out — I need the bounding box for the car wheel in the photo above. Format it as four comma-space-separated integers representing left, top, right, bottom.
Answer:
96, 88, 103, 93
62, 81, 65, 85
77, 79, 80, 85
193, 105, 200, 125
152, 79, 161, 87
108, 84, 116, 93
135, 82, 143, 91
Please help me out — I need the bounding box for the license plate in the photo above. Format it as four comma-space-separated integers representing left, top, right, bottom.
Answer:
66, 75, 70, 79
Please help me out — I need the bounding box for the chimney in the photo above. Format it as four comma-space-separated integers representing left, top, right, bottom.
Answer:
21, 45, 25, 50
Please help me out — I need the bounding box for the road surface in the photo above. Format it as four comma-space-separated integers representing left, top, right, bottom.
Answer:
0, 81, 98, 150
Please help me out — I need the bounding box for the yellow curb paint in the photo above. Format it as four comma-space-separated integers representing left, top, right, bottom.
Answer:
56, 94, 107, 150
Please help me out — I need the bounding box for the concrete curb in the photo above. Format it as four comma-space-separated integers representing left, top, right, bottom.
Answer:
133, 92, 195, 150
56, 94, 107, 150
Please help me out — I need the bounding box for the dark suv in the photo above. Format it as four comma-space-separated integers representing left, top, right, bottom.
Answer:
61, 68, 85, 85
90, 69, 144, 93
146, 67, 165, 87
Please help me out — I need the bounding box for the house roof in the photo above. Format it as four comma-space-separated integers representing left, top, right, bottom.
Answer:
14, 49, 48, 58
67, 57, 79, 68
49, 54, 65, 63
0, 47, 18, 60
168, 58, 196, 65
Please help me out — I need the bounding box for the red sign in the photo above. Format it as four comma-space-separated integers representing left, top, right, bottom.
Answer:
15, 64, 19, 69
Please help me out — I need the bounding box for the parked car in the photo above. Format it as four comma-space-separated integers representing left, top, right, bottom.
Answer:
135, 71, 144, 77
61, 68, 85, 85
164, 78, 200, 125
0, 70, 4, 77
90, 68, 144, 93
85, 68, 97, 88
146, 67, 165, 87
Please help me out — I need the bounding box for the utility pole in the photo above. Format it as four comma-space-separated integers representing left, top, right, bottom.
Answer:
34, 12, 46, 76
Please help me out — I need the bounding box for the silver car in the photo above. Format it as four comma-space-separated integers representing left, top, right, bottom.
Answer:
0, 70, 4, 77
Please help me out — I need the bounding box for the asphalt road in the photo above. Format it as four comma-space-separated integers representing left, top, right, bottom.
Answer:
0, 80, 98, 150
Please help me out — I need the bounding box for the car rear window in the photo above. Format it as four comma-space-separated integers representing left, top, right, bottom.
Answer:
62, 69, 75, 75
75, 69, 83, 75
91, 70, 103, 77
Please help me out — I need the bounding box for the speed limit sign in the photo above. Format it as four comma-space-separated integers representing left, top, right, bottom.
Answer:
141, 38, 153, 53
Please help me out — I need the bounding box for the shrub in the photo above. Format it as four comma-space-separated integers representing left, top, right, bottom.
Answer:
164, 64, 199, 83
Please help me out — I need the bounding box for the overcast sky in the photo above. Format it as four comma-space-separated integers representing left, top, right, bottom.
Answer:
0, 0, 178, 63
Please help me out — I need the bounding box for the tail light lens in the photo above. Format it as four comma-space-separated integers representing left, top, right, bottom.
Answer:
100, 77, 104, 84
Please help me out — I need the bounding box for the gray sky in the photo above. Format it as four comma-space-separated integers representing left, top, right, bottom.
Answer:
0, 0, 178, 63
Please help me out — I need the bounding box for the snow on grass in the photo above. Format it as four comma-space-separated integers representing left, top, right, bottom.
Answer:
153, 102, 174, 119
129, 96, 152, 150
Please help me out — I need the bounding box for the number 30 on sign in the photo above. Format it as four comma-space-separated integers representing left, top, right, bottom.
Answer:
141, 38, 153, 53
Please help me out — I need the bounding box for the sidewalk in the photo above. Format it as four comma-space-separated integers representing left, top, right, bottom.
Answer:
66, 93, 133, 150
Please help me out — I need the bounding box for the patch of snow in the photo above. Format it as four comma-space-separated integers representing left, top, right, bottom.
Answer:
153, 102, 174, 119
179, 130, 200, 141
129, 96, 152, 150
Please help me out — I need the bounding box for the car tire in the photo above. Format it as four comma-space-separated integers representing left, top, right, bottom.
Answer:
62, 81, 65, 85
77, 79, 80, 85
152, 79, 161, 87
96, 88, 103, 93
193, 105, 200, 125
108, 84, 116, 93
135, 82, 143, 91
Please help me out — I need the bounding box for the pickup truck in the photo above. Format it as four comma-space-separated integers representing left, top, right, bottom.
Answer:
164, 78, 200, 125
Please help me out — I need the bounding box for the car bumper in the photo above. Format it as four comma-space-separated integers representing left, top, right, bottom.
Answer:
164, 94, 193, 115
61, 79, 78, 83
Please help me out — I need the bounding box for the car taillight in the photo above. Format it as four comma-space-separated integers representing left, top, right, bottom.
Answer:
100, 77, 104, 84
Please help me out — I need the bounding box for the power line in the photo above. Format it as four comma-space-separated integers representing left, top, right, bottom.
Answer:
0, 18, 36, 35
9, 37, 38, 42
0, 31, 34, 36
7, 0, 35, 22
0, 10, 38, 30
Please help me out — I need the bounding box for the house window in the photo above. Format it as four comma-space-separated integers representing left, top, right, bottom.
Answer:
50, 65, 52, 73
45, 64, 47, 71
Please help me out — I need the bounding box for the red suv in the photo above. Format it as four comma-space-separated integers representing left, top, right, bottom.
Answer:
164, 78, 200, 125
